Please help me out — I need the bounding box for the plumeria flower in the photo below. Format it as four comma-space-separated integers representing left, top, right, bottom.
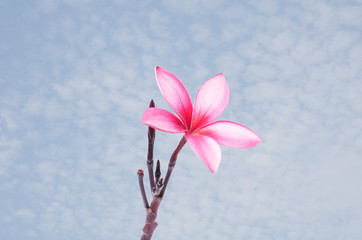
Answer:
141, 66, 261, 173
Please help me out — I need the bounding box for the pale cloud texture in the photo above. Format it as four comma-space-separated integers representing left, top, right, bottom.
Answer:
1, 0, 361, 239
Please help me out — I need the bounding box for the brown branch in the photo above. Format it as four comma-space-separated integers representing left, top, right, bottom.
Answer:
140, 197, 161, 240
139, 138, 187, 239
139, 100, 187, 240
137, 169, 149, 209
147, 100, 156, 193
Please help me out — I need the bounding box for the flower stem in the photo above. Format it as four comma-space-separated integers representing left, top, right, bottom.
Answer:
159, 136, 187, 198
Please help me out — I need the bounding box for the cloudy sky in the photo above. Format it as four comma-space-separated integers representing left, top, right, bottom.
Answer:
1, 0, 362, 239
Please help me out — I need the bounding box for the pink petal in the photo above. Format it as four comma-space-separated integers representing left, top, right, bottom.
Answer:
141, 107, 185, 133
155, 67, 193, 128
186, 133, 221, 173
199, 121, 262, 148
191, 73, 229, 131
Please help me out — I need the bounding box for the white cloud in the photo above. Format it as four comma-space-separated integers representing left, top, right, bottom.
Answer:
15, 208, 36, 222
1, 0, 361, 239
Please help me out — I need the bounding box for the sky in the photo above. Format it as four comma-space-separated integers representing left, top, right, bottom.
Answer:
1, 0, 362, 239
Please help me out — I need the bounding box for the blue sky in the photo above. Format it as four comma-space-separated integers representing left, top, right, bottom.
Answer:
1, 0, 362, 239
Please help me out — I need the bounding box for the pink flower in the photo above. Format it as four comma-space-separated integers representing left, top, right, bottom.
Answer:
141, 67, 261, 173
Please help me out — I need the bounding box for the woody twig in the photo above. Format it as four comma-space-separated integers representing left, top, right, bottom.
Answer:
138, 100, 186, 240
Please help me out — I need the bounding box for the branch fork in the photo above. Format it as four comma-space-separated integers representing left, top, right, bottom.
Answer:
137, 100, 186, 240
